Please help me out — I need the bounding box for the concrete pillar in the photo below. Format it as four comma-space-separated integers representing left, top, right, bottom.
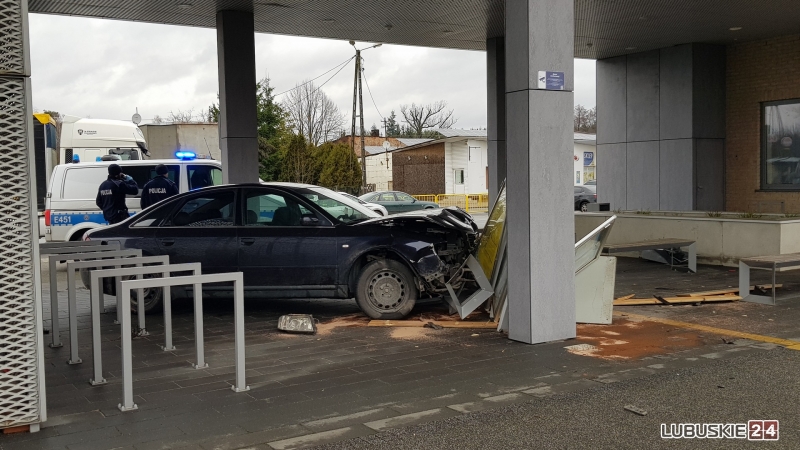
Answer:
505, 0, 576, 344
216, 10, 259, 183
487, 37, 506, 205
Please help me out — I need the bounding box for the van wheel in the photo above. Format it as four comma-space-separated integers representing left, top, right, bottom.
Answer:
355, 259, 417, 319
69, 229, 90, 241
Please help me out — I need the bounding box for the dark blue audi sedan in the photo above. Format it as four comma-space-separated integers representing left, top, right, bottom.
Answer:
83, 183, 478, 319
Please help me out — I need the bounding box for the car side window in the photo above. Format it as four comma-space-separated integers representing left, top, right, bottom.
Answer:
380, 193, 396, 201
396, 193, 413, 201
243, 189, 317, 227
164, 191, 235, 227
574, 187, 582, 194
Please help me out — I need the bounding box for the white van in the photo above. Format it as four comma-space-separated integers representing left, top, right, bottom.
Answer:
44, 157, 222, 241
59, 115, 149, 163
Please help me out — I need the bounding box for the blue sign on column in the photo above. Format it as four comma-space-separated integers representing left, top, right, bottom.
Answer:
537, 71, 565, 90
583, 152, 594, 165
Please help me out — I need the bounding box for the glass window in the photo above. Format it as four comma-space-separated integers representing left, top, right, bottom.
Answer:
108, 148, 139, 160
122, 165, 180, 197
165, 191, 235, 227
379, 193, 396, 201
455, 169, 465, 184
189, 165, 223, 190
62, 167, 108, 200
763, 100, 800, 190
131, 202, 174, 228
396, 193, 413, 201
298, 187, 376, 224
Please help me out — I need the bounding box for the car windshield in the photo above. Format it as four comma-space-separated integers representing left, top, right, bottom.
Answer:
300, 187, 379, 224
339, 192, 367, 205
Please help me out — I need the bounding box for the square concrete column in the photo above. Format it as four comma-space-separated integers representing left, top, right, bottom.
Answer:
487, 37, 506, 205
216, 10, 259, 184
505, 0, 575, 344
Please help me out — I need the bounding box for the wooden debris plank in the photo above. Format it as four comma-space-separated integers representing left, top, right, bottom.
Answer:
677, 284, 782, 297
368, 320, 498, 329
614, 295, 742, 306
614, 294, 636, 301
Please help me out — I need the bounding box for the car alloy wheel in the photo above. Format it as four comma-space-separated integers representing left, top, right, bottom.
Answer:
580, 201, 589, 212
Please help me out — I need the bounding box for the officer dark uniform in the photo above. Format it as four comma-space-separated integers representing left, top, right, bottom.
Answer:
140, 164, 178, 209
96, 164, 139, 224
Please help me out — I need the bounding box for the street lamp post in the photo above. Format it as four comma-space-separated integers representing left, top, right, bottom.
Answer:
349, 41, 381, 193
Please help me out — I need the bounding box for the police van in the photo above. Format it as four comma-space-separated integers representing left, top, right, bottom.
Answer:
44, 154, 222, 241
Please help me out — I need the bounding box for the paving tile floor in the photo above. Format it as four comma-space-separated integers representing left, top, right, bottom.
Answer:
2, 257, 798, 450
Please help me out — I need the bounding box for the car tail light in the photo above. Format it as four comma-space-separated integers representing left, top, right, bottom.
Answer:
44, 209, 51, 226
593, 194, 597, 199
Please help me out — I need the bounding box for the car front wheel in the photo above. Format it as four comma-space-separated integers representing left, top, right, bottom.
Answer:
355, 259, 417, 319
580, 201, 589, 212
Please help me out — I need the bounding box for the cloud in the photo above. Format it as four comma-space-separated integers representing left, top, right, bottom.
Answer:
29, 14, 596, 128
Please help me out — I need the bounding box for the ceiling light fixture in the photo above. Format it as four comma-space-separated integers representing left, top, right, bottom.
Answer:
385, 24, 393, 31
729, 26, 742, 31
322, 19, 335, 24
177, 1, 193, 8
625, 46, 637, 50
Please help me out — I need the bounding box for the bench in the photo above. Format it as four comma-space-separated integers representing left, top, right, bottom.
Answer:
739, 253, 800, 305
602, 238, 696, 273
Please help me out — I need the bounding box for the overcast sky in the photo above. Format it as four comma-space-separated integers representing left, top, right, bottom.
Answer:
29, 14, 596, 131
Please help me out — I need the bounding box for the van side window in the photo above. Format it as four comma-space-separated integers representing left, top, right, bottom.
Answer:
188, 165, 223, 190
62, 167, 108, 200
124, 165, 180, 197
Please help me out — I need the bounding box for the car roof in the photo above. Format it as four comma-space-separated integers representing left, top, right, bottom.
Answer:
65, 159, 220, 167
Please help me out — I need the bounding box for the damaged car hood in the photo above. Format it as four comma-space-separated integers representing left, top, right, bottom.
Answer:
355, 207, 478, 234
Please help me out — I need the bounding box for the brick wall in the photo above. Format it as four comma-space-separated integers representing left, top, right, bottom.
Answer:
392, 143, 445, 194
727, 34, 800, 213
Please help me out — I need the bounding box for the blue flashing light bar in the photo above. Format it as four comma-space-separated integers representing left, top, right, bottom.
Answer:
175, 151, 197, 160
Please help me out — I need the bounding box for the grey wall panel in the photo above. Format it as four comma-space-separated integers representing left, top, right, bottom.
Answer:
659, 45, 693, 140
487, 37, 505, 142
504, 0, 529, 93
693, 44, 726, 139
659, 139, 694, 210
695, 139, 725, 210
626, 51, 660, 142
597, 143, 627, 210
626, 141, 660, 210
596, 56, 627, 145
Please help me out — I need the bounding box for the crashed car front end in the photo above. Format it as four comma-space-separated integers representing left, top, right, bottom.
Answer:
355, 207, 479, 295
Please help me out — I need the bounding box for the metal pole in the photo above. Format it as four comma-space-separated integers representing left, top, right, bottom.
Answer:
66, 267, 81, 364
358, 52, 367, 190
90, 273, 106, 385
162, 271, 175, 351
232, 275, 249, 392
192, 282, 208, 369
118, 287, 137, 412
49, 258, 61, 347
351, 49, 359, 160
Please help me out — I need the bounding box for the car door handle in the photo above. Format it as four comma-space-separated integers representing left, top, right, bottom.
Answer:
240, 238, 255, 246
160, 239, 175, 247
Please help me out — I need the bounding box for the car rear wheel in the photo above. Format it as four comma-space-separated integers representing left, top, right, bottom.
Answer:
128, 274, 164, 314
355, 259, 417, 319
579, 201, 589, 212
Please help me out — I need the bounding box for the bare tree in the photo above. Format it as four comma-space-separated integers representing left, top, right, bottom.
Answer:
167, 108, 197, 124
151, 115, 164, 124
283, 80, 345, 146
574, 104, 597, 133
400, 101, 457, 136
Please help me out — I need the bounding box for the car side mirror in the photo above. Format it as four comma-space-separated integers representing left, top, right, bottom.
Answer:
301, 217, 319, 226
412, 198, 417, 203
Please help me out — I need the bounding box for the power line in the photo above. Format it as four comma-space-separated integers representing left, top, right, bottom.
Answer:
361, 67, 383, 120
274, 55, 355, 97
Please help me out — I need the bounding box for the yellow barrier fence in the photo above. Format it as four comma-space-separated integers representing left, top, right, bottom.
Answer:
412, 194, 490, 214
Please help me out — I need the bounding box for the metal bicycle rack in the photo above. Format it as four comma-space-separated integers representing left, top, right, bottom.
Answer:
40, 245, 144, 348
88, 262, 202, 386
117, 272, 248, 412
64, 255, 170, 366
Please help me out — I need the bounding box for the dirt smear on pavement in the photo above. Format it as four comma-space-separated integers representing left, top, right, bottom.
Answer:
572, 318, 710, 360
315, 314, 370, 336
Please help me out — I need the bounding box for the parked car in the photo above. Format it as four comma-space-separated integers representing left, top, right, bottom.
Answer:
83, 183, 478, 319
574, 185, 597, 212
338, 192, 389, 216
359, 191, 439, 214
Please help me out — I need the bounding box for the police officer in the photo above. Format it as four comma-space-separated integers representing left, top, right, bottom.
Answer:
96, 164, 139, 224
141, 164, 178, 209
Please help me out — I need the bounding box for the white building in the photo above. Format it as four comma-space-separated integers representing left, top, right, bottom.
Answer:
573, 133, 597, 185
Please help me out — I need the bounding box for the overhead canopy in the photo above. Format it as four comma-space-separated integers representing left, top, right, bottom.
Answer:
28, 0, 800, 57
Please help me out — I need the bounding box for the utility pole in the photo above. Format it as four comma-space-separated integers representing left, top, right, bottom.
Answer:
349, 41, 381, 193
